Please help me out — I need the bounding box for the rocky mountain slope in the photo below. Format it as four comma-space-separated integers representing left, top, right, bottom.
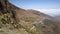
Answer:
0, 0, 60, 34
54, 15, 60, 22
27, 9, 59, 22
27, 9, 53, 20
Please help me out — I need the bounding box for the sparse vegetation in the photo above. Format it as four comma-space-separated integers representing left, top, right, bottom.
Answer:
0, 30, 8, 34
0, 0, 60, 34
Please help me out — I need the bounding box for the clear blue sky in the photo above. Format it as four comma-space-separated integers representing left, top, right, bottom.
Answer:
8, 0, 60, 16
9, 0, 60, 9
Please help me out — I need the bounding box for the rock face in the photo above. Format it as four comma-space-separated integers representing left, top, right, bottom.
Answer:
0, 0, 60, 34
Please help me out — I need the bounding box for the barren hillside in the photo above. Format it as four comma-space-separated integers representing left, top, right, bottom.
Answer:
0, 0, 60, 34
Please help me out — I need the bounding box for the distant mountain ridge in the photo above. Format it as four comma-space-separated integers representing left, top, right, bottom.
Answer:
54, 15, 60, 22
27, 9, 55, 20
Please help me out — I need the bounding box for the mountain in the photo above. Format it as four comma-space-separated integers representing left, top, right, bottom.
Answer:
54, 15, 60, 22
27, 9, 53, 20
27, 9, 59, 22
0, 0, 60, 34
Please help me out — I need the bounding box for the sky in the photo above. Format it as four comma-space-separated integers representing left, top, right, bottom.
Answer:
8, 0, 60, 16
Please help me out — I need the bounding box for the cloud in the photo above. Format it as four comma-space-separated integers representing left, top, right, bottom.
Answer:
34, 9, 60, 16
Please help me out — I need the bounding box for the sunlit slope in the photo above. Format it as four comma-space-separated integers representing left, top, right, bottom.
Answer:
0, 0, 60, 34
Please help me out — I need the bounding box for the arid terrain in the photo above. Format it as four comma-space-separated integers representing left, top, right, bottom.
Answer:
0, 0, 60, 34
